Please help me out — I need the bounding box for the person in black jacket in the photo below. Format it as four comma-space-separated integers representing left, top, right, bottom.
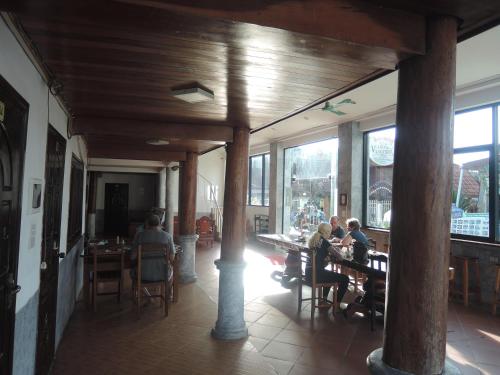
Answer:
306, 223, 349, 308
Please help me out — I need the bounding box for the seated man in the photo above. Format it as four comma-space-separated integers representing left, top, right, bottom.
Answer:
329, 215, 346, 241
131, 214, 175, 282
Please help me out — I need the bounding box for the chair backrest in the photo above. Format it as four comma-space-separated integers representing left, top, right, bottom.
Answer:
368, 253, 388, 272
93, 250, 124, 274
196, 216, 214, 235
137, 243, 170, 282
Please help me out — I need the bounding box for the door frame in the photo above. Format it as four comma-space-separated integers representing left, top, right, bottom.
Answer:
35, 124, 66, 375
0, 75, 29, 375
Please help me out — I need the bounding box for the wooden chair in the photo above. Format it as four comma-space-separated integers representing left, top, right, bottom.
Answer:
492, 264, 500, 316
196, 216, 215, 248
297, 249, 338, 319
133, 243, 173, 318
450, 255, 481, 307
91, 250, 125, 312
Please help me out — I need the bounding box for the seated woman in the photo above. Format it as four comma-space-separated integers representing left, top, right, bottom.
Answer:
306, 223, 349, 310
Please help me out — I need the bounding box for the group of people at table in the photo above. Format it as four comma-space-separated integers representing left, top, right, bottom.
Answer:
305, 216, 376, 318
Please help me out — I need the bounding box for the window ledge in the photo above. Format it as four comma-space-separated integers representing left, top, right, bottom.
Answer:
451, 237, 500, 248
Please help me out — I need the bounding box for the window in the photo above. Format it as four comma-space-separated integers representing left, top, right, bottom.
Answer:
67, 156, 84, 249
452, 107, 493, 239
363, 103, 500, 242
365, 128, 395, 228
248, 153, 270, 206
283, 139, 339, 235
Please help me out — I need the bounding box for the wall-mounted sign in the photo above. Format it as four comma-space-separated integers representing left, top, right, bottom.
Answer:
369, 137, 394, 166
0, 101, 5, 122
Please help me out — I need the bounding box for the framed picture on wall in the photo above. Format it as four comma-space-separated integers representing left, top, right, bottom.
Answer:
30, 178, 42, 214
339, 193, 348, 206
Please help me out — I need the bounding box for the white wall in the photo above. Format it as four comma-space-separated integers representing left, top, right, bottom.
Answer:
1, 18, 88, 375
0, 17, 87, 312
169, 149, 226, 217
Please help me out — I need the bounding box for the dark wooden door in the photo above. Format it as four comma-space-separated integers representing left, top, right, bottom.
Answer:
104, 183, 128, 236
36, 126, 66, 375
0, 76, 28, 375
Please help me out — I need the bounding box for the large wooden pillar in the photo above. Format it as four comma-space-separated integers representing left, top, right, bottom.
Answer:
368, 16, 459, 375
178, 152, 198, 283
212, 127, 249, 340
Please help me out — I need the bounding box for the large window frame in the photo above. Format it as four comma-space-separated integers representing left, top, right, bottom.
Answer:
67, 155, 84, 250
362, 102, 500, 243
248, 153, 270, 207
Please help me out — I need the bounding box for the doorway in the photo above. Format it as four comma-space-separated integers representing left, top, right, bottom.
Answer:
35, 125, 66, 375
104, 183, 129, 236
0, 76, 28, 375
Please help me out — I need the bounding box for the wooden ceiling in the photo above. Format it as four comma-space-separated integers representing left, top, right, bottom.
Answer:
1, 0, 499, 161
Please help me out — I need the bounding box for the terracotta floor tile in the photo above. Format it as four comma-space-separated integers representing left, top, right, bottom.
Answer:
261, 341, 305, 362
248, 323, 283, 340
51, 242, 500, 375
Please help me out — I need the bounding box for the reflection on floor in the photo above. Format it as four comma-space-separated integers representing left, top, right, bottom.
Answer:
52, 242, 500, 375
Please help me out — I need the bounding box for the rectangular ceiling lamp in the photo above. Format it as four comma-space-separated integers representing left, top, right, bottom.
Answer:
171, 87, 214, 103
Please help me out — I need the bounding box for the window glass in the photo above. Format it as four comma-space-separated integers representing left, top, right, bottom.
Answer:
451, 151, 490, 238
250, 156, 263, 205
283, 139, 338, 236
366, 128, 395, 228
264, 154, 270, 206
454, 108, 492, 148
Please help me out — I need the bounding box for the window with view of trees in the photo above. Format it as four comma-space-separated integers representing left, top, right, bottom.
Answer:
67, 156, 84, 249
248, 153, 270, 206
364, 103, 499, 242
283, 139, 339, 235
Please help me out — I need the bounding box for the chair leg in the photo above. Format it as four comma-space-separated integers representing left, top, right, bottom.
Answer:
137, 283, 141, 319
297, 277, 303, 313
463, 261, 469, 307
165, 281, 170, 317
474, 261, 481, 304
310, 285, 316, 320
93, 279, 97, 313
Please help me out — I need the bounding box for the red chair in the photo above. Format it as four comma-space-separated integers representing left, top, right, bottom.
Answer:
196, 216, 215, 248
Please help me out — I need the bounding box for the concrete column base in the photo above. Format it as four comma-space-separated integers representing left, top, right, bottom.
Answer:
367, 348, 461, 375
178, 234, 198, 284
211, 259, 248, 340
88, 213, 96, 239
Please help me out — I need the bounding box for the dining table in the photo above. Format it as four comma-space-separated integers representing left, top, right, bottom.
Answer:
258, 233, 454, 330
81, 238, 182, 308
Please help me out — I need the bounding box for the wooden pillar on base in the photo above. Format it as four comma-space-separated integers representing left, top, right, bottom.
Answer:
212, 127, 249, 340
87, 171, 97, 239
368, 16, 459, 375
178, 152, 198, 284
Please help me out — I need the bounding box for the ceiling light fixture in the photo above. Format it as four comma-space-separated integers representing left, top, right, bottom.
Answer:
146, 138, 170, 146
171, 86, 214, 103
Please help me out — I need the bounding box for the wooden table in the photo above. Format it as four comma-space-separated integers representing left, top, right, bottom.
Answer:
82, 241, 182, 308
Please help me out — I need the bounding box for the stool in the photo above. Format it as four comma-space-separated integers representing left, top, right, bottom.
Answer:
492, 264, 500, 315
451, 256, 481, 307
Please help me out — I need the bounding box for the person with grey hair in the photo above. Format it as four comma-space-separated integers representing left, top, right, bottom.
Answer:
329, 215, 345, 241
130, 214, 175, 282
340, 217, 368, 247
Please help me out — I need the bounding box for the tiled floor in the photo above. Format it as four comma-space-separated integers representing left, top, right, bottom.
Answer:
52, 242, 500, 375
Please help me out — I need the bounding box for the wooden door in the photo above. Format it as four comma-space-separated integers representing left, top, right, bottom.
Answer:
0, 76, 28, 375
36, 126, 66, 375
104, 183, 128, 236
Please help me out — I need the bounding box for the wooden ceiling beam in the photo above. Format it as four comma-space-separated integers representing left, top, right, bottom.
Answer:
114, 0, 426, 55
73, 117, 233, 143
87, 144, 187, 162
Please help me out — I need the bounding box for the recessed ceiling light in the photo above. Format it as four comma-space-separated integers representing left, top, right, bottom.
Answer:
171, 86, 214, 103
146, 138, 170, 146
